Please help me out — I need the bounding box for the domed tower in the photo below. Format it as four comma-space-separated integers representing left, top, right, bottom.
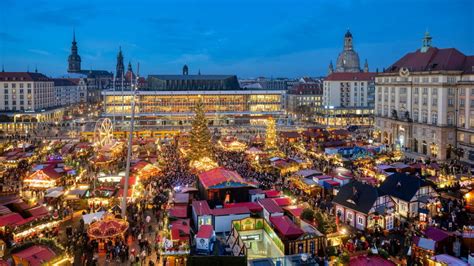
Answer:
67, 29, 81, 73
335, 30, 361, 73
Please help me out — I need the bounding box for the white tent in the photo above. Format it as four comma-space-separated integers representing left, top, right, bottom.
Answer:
82, 211, 106, 224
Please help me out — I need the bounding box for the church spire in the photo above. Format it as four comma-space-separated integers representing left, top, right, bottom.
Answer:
35, 65, 38, 73
116, 46, 125, 79
183, 64, 189, 75
328, 61, 334, 75
363, 59, 369, 72
67, 28, 81, 73
127, 61, 132, 72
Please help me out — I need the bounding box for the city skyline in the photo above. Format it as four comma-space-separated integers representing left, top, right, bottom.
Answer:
1, 0, 473, 77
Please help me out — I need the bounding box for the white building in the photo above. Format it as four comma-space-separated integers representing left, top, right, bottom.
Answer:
0, 72, 55, 112
374, 32, 474, 162
53, 78, 86, 107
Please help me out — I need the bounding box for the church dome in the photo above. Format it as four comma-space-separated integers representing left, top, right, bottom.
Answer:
336, 50, 360, 73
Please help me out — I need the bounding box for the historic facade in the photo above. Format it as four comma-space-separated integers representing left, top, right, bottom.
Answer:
374, 32, 474, 163
320, 31, 375, 128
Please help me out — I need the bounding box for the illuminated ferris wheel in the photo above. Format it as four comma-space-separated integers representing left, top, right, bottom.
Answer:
94, 118, 114, 148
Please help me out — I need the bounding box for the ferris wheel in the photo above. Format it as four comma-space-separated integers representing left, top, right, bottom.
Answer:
94, 118, 114, 148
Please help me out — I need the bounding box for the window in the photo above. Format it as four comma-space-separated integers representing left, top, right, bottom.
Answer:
471, 88, 474, 95
459, 133, 465, 142
431, 77, 439, 83
431, 112, 437, 124
3, 89, 7, 94
422, 97, 428, 105
422, 112, 428, 123
460, 100, 465, 107
432, 88, 437, 95
447, 114, 454, 126
448, 98, 454, 107
19, 83, 23, 88
400, 88, 407, 94
414, 97, 419, 104
414, 88, 419, 94
471, 99, 474, 107
12, 83, 16, 88
27, 83, 31, 88
414, 77, 420, 83
357, 216, 364, 225
432, 98, 437, 106
471, 135, 474, 144
422, 77, 429, 83
3, 83, 7, 88
470, 111, 474, 128
413, 111, 419, 121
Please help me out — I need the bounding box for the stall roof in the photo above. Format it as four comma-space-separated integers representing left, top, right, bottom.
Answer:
294, 169, 323, 178
270, 216, 304, 239
283, 206, 303, 218
425, 227, 451, 242
192, 200, 212, 216
27, 206, 48, 218
263, 190, 280, 198
272, 197, 292, 207
169, 206, 188, 218
12, 245, 56, 266
258, 198, 283, 214
212, 206, 250, 216
431, 254, 468, 266
171, 219, 190, 242
173, 193, 190, 204
417, 237, 436, 251
196, 224, 214, 239
0, 213, 24, 226
198, 167, 255, 189
224, 202, 263, 212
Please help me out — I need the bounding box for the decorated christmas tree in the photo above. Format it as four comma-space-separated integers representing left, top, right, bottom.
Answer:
265, 117, 277, 151
189, 99, 215, 166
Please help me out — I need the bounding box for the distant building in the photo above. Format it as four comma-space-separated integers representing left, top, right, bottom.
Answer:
318, 31, 375, 128
286, 77, 323, 117
240, 77, 290, 91
0, 72, 64, 125
103, 66, 286, 126
53, 78, 85, 106
374, 32, 474, 162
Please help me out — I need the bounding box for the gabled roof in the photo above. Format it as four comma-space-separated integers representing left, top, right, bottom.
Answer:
0, 213, 24, 227
258, 198, 283, 214
196, 224, 214, 239
385, 47, 472, 73
171, 219, 190, 242
12, 245, 56, 266
169, 205, 188, 218
192, 200, 212, 216
224, 202, 263, 212
378, 173, 429, 202
272, 197, 292, 207
198, 168, 255, 189
270, 216, 304, 239
332, 181, 380, 214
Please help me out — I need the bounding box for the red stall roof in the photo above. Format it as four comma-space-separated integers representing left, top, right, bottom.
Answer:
27, 206, 49, 219
198, 167, 255, 189
270, 216, 304, 239
192, 200, 212, 216
12, 245, 56, 266
196, 224, 214, 239
273, 197, 292, 207
263, 189, 280, 198
169, 206, 188, 218
212, 207, 250, 216
258, 198, 283, 214
171, 219, 190, 242
0, 213, 24, 227
224, 202, 263, 212
284, 206, 303, 218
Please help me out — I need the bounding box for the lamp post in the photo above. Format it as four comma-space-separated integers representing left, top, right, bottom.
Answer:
121, 73, 138, 219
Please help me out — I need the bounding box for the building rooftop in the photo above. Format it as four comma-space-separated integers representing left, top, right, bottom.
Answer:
198, 167, 256, 189
325, 72, 375, 81
258, 198, 283, 214
270, 215, 304, 239
378, 173, 429, 202
192, 200, 212, 216
211, 206, 250, 216
332, 180, 380, 215
0, 72, 51, 82
385, 47, 474, 74
196, 224, 214, 239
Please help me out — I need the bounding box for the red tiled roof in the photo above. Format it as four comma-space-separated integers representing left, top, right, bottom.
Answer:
169, 206, 188, 218
212, 206, 250, 216
270, 216, 304, 239
192, 200, 212, 216
12, 245, 56, 266
198, 167, 254, 189
258, 198, 283, 213
196, 225, 214, 239
263, 190, 281, 198
0, 213, 24, 227
273, 197, 292, 207
386, 47, 472, 73
0, 72, 51, 82
325, 72, 375, 81
224, 202, 263, 212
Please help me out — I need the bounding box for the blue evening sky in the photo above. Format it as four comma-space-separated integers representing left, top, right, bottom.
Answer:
0, 0, 472, 78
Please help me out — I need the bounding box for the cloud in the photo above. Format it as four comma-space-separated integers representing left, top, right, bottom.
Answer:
27, 49, 51, 56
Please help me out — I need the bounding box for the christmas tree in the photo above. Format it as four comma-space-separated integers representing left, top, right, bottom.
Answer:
189, 99, 214, 162
265, 117, 277, 151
